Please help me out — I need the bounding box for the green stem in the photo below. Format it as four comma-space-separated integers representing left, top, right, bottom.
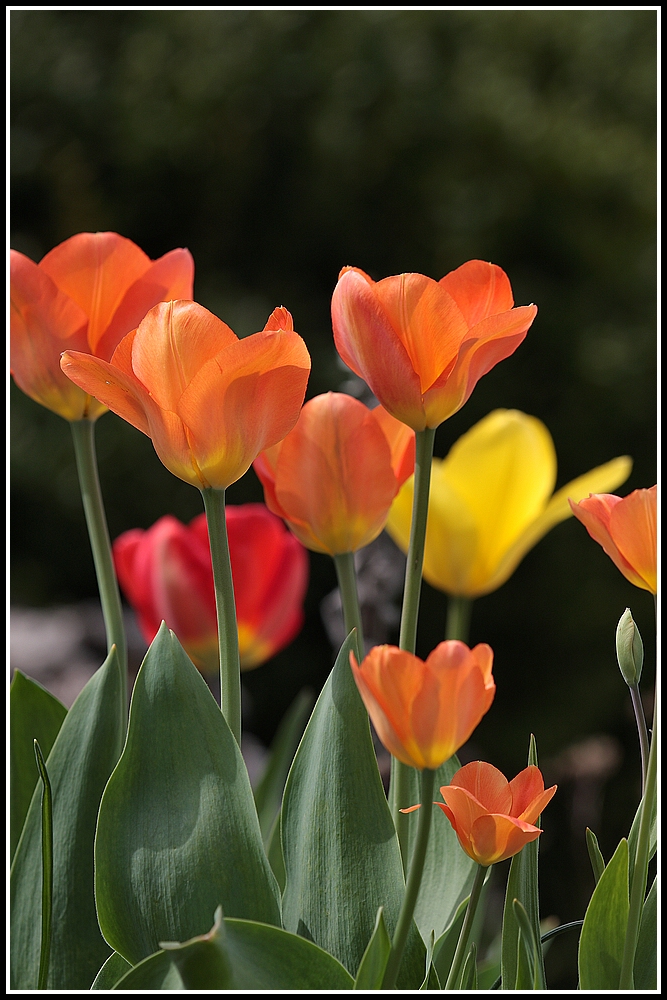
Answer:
390, 427, 436, 869
619, 702, 657, 989
34, 741, 53, 991
334, 552, 364, 663
70, 420, 127, 715
382, 768, 435, 990
201, 487, 241, 744
629, 683, 649, 794
445, 862, 487, 989
445, 595, 473, 643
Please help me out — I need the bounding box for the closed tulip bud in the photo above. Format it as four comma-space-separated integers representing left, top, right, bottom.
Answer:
616, 608, 644, 687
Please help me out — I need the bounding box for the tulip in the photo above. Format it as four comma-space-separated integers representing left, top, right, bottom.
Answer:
569, 487, 657, 595
349, 641, 495, 771
331, 260, 537, 432
61, 300, 311, 490
10, 232, 194, 421
386, 409, 632, 598
434, 761, 557, 866
254, 392, 415, 556
113, 506, 308, 672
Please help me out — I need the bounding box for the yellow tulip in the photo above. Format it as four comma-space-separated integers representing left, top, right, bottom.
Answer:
386, 409, 632, 597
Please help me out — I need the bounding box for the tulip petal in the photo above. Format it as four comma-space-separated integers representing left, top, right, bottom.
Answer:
60, 350, 151, 436
94, 248, 195, 361
253, 444, 286, 519
371, 405, 416, 486
437, 785, 489, 844
39, 232, 151, 354
449, 761, 512, 814
350, 646, 424, 768
608, 487, 657, 594
517, 785, 558, 827
439, 260, 514, 328
332, 268, 426, 430
569, 492, 655, 593
470, 813, 541, 866
508, 766, 545, 819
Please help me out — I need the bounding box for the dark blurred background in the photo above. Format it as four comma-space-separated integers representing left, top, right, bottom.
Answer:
10, 10, 656, 987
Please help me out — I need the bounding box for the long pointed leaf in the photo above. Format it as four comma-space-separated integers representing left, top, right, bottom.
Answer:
91, 952, 132, 990
10, 670, 67, 859
281, 630, 424, 987
354, 907, 391, 989
432, 895, 468, 986
10, 647, 124, 989
94, 624, 281, 965
578, 838, 629, 989
513, 899, 540, 989
633, 874, 656, 990
585, 827, 606, 884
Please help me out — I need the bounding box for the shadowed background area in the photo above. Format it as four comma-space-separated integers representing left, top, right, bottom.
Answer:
10, 10, 656, 987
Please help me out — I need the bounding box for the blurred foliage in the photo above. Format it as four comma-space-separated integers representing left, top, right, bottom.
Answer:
10, 11, 656, 984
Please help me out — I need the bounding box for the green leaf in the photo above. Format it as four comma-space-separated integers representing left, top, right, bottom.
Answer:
94, 624, 281, 965
253, 688, 314, 843
10, 648, 124, 990
633, 875, 656, 990
460, 942, 478, 990
432, 895, 468, 986
419, 930, 436, 990
354, 907, 391, 990
33, 740, 54, 991
513, 899, 540, 989
586, 828, 606, 884
266, 808, 286, 893
10, 670, 67, 859
628, 789, 657, 888
281, 630, 424, 987
406, 754, 477, 942
91, 952, 132, 990
115, 915, 355, 990
500, 734, 546, 990
578, 838, 629, 989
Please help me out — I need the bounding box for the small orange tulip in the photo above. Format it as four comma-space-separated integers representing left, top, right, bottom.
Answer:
61, 300, 311, 491
349, 641, 495, 770
434, 761, 557, 866
569, 486, 657, 594
10, 232, 194, 421
253, 392, 415, 555
331, 260, 537, 431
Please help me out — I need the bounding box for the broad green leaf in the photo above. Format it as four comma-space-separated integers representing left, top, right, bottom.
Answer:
281, 630, 424, 988
266, 809, 286, 893
513, 899, 540, 989
628, 790, 657, 888
115, 915, 355, 990
500, 734, 546, 990
95, 624, 281, 965
432, 895, 468, 986
633, 875, 656, 990
406, 754, 477, 941
91, 952, 132, 989
578, 838, 629, 989
10, 670, 67, 859
10, 648, 124, 990
419, 929, 436, 990
253, 688, 314, 843
354, 906, 391, 990
460, 942, 478, 989
586, 827, 605, 884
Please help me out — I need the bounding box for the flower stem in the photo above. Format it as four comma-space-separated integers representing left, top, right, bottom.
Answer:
445, 862, 487, 989
34, 740, 53, 991
629, 683, 650, 794
201, 487, 241, 744
334, 551, 364, 663
70, 419, 127, 716
381, 768, 435, 990
391, 426, 436, 869
445, 595, 473, 643
619, 701, 657, 989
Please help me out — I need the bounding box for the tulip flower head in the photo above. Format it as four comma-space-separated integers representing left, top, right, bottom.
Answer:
331, 260, 537, 431
434, 761, 557, 866
61, 300, 311, 491
113, 505, 308, 672
349, 641, 495, 770
387, 409, 632, 598
569, 487, 657, 595
254, 392, 415, 555
11, 232, 194, 421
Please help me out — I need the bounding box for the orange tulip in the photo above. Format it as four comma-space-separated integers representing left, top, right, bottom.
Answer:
569, 487, 657, 594
349, 641, 495, 770
61, 300, 311, 491
10, 232, 194, 421
434, 761, 557, 866
253, 392, 415, 555
331, 260, 537, 431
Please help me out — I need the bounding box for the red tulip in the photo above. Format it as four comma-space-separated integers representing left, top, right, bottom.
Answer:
113, 505, 308, 672
254, 392, 415, 555
331, 260, 537, 431
434, 761, 557, 866
10, 232, 194, 420
569, 487, 657, 595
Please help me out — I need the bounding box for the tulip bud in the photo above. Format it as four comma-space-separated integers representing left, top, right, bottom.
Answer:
616, 608, 644, 687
